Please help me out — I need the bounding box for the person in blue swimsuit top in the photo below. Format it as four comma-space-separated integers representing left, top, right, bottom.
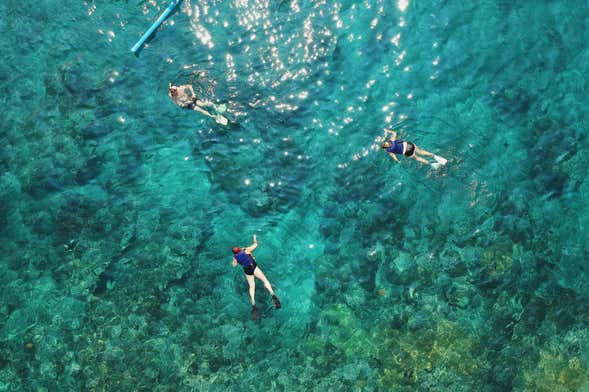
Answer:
381, 129, 447, 167
232, 234, 281, 320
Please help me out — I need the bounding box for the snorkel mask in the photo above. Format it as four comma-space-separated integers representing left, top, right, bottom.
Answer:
169, 83, 177, 96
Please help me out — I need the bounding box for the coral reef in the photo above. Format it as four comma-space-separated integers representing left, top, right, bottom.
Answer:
1, 0, 588, 391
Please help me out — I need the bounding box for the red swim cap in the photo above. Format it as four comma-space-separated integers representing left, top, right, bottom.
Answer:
232, 246, 241, 254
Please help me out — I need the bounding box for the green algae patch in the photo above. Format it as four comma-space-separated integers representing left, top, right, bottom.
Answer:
480, 240, 513, 277
320, 303, 376, 359
373, 319, 486, 389
521, 351, 589, 392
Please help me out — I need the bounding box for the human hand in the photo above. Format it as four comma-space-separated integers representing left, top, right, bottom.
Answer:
253, 234, 257, 243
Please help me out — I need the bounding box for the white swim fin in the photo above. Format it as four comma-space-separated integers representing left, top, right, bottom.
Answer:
433, 155, 447, 165
215, 103, 227, 114
430, 162, 443, 170
215, 114, 229, 126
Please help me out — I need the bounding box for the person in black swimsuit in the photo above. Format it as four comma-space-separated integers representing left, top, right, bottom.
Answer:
232, 234, 281, 320
381, 129, 447, 167
168, 83, 228, 125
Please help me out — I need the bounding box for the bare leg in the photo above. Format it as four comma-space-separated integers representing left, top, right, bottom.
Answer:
254, 267, 275, 296
417, 146, 447, 165
245, 274, 256, 305
415, 146, 434, 157
196, 99, 215, 108
412, 155, 430, 164
192, 105, 215, 118
194, 102, 228, 125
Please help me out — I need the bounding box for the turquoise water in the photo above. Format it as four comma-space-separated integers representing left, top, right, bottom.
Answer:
1, 0, 589, 390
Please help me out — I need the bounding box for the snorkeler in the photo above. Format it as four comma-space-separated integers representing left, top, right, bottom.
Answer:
168, 83, 228, 125
381, 129, 447, 168
232, 234, 281, 320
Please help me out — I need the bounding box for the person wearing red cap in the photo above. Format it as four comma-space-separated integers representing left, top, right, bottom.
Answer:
232, 234, 281, 320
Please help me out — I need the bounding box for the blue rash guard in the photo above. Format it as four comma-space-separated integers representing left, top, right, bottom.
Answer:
386, 140, 404, 155
234, 250, 257, 275
234, 251, 254, 267
233, 250, 258, 275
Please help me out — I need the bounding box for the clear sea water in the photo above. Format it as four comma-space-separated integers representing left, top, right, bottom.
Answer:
1, 0, 589, 390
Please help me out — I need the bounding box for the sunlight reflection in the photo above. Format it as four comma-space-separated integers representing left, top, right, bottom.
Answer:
395, 50, 407, 66
225, 53, 237, 82
87, 4, 96, 16
391, 33, 401, 47
188, 4, 214, 48
108, 70, 119, 84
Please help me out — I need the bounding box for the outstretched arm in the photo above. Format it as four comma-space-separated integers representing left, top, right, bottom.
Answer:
384, 129, 397, 140
245, 234, 258, 253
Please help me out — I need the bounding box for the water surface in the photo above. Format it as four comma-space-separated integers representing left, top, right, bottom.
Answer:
1, 0, 589, 390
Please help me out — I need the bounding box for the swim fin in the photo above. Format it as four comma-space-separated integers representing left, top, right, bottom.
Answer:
433, 155, 447, 165
215, 114, 228, 126
252, 305, 260, 320
215, 103, 227, 114
272, 295, 281, 309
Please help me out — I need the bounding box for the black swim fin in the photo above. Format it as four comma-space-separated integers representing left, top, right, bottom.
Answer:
252, 305, 260, 320
272, 295, 282, 309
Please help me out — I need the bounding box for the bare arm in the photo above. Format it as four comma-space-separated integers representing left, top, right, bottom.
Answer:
186, 85, 196, 96
232, 257, 238, 267
389, 153, 400, 163
384, 129, 397, 141
245, 234, 258, 253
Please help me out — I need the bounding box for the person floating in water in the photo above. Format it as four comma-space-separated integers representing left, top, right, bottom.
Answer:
232, 234, 281, 320
168, 83, 228, 125
381, 129, 447, 168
